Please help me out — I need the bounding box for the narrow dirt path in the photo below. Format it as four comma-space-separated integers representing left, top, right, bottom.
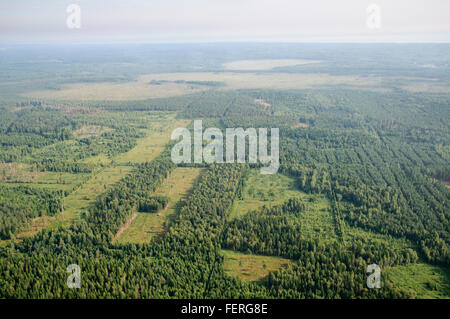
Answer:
157, 203, 171, 216
113, 213, 138, 241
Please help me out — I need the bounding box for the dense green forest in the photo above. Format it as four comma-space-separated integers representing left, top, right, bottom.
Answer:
0, 44, 449, 298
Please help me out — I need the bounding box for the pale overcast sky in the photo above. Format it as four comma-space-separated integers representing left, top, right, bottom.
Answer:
0, 0, 449, 43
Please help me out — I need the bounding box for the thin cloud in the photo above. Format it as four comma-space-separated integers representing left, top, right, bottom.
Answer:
0, 0, 449, 43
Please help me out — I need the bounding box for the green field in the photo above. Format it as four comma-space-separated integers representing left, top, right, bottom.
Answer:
115, 167, 203, 244
115, 115, 190, 165
227, 169, 450, 298
222, 249, 291, 282
58, 165, 134, 225
230, 170, 336, 241
54, 116, 190, 226
342, 222, 415, 252
4, 113, 191, 238
28, 71, 450, 101
1, 170, 90, 193
1, 162, 92, 191
386, 263, 450, 299
230, 170, 304, 219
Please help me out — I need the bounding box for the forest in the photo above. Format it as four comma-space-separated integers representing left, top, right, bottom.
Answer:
0, 43, 449, 299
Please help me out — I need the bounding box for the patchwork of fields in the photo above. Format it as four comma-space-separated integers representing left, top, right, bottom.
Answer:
1, 44, 449, 298
223, 169, 449, 297
58, 116, 190, 226
23, 69, 450, 103
0, 113, 190, 241
230, 170, 336, 242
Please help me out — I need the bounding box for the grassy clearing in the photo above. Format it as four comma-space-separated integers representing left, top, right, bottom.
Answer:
231, 169, 421, 249
139, 73, 385, 92
16, 216, 56, 239
25, 72, 446, 100
231, 170, 337, 241
386, 263, 450, 299
222, 249, 291, 282
24, 79, 209, 101
254, 98, 271, 108
227, 170, 443, 295
12, 165, 133, 238
230, 170, 302, 219
73, 125, 113, 138
342, 223, 414, 251
115, 118, 190, 165
0, 163, 41, 183
1, 170, 89, 240
21, 71, 449, 101
24, 72, 389, 101
34, 171, 90, 192
115, 167, 203, 244
1, 171, 89, 193
290, 122, 309, 128
222, 59, 321, 70
13, 114, 190, 236
79, 154, 111, 166
36, 171, 89, 185
53, 115, 190, 226
58, 165, 134, 225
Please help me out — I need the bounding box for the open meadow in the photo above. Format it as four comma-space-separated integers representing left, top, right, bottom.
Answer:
114, 167, 203, 244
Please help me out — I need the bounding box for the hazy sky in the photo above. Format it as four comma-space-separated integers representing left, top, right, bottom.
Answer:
0, 0, 449, 43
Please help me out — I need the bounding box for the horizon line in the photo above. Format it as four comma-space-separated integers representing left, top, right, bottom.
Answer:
2, 40, 450, 46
